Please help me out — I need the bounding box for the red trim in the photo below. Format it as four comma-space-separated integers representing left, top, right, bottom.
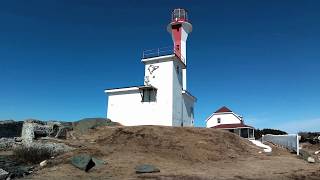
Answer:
215, 106, 232, 113
211, 123, 253, 129
171, 24, 182, 60
171, 18, 188, 23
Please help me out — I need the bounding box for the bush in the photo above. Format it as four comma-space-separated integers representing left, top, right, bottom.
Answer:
255, 128, 287, 139
299, 132, 320, 144
13, 146, 53, 164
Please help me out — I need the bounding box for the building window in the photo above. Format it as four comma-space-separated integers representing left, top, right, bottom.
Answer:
141, 89, 157, 102
217, 118, 221, 123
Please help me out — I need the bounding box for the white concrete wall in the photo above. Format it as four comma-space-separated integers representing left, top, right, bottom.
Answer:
107, 55, 195, 127
182, 94, 195, 126
206, 113, 241, 128
172, 60, 194, 127
181, 28, 188, 90
107, 56, 175, 126
107, 89, 172, 126
172, 60, 183, 126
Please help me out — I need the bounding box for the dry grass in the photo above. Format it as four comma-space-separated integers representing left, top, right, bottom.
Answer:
13, 146, 53, 164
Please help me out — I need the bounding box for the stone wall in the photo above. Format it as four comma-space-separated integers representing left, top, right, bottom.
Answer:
0, 121, 23, 138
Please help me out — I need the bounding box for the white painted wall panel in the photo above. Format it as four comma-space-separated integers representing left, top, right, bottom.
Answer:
206, 113, 241, 128
106, 56, 195, 127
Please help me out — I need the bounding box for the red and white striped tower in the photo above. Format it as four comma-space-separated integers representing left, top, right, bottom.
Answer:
167, 8, 192, 90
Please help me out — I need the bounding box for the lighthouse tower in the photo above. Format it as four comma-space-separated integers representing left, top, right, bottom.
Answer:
167, 8, 192, 90
105, 8, 196, 127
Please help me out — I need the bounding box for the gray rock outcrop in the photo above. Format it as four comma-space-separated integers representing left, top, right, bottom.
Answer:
0, 120, 23, 138
135, 164, 160, 174
0, 138, 16, 150
21, 120, 72, 146
71, 154, 95, 172
0, 168, 9, 180
71, 154, 105, 172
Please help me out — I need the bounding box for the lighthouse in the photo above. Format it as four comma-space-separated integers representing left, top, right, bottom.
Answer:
167, 8, 192, 90
105, 8, 196, 127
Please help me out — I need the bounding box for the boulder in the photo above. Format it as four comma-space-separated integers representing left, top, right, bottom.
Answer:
92, 157, 106, 168
0, 168, 9, 180
307, 157, 316, 163
315, 150, 320, 155
299, 149, 311, 161
135, 164, 160, 174
71, 154, 95, 172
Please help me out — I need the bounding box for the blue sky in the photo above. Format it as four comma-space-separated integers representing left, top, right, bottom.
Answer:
0, 0, 319, 133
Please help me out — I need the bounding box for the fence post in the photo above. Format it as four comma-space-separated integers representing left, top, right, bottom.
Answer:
296, 135, 299, 155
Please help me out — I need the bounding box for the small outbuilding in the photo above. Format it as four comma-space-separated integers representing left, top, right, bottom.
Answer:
206, 106, 255, 139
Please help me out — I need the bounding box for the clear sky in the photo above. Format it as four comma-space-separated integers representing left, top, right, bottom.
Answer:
0, 0, 319, 133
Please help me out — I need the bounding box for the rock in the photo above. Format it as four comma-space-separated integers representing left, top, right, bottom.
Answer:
299, 149, 311, 161
0, 120, 23, 138
71, 154, 95, 172
135, 164, 160, 174
92, 157, 105, 168
307, 157, 315, 163
0, 155, 33, 179
71, 155, 105, 172
54, 126, 68, 139
315, 150, 320, 155
21, 120, 73, 144
14, 137, 22, 142
0, 168, 9, 180
0, 138, 15, 151
40, 160, 47, 167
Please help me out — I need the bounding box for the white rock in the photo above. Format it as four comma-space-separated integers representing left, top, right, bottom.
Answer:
40, 160, 48, 167
307, 157, 315, 163
315, 150, 320, 155
0, 168, 9, 179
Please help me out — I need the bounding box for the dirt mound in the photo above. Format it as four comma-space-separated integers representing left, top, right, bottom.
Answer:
30, 126, 320, 180
80, 126, 259, 163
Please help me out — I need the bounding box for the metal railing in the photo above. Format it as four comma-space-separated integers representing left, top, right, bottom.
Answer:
142, 46, 174, 59
142, 46, 186, 64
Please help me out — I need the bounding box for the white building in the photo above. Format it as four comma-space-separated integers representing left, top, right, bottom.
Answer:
104, 9, 196, 127
206, 106, 255, 139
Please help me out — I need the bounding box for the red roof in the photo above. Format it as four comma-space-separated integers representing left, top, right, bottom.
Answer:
211, 123, 253, 129
215, 106, 232, 113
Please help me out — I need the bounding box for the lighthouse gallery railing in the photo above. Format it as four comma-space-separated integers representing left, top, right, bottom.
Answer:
142, 46, 186, 63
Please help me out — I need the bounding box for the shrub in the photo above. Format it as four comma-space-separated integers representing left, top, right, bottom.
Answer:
255, 128, 287, 139
13, 146, 53, 164
299, 132, 320, 144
